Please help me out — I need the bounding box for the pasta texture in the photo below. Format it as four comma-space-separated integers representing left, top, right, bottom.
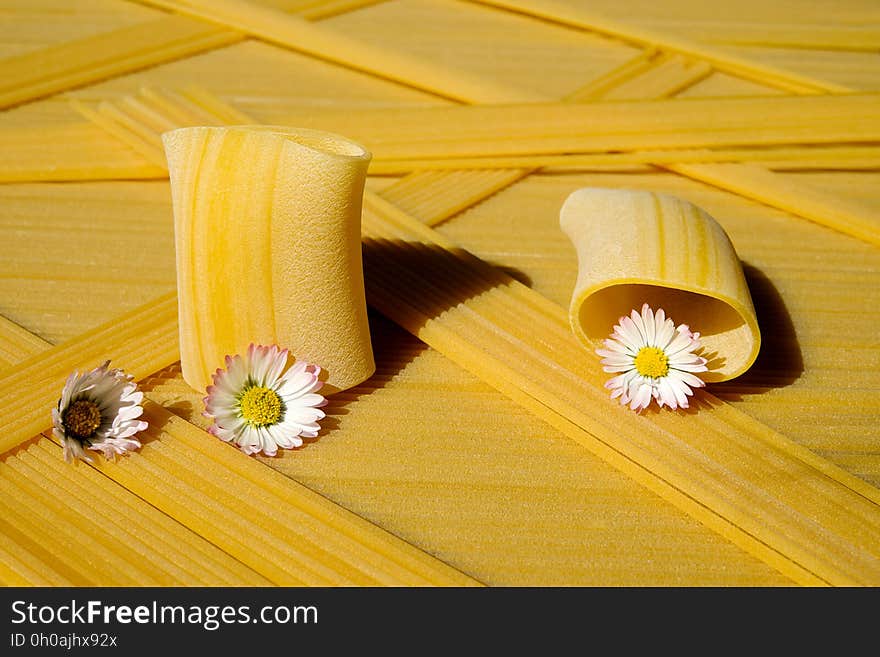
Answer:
560, 188, 760, 382
162, 126, 375, 394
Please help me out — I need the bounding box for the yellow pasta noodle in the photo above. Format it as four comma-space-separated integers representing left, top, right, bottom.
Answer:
589, 54, 712, 100
667, 162, 880, 248
0, 123, 166, 183
559, 188, 761, 382
378, 169, 531, 226
134, 0, 548, 103
467, 0, 852, 93
0, 0, 384, 110
674, 23, 880, 52
162, 125, 375, 393
272, 93, 880, 161
313, 146, 880, 175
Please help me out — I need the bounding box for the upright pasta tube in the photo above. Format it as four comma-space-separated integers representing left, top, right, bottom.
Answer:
560, 187, 761, 382
163, 125, 375, 394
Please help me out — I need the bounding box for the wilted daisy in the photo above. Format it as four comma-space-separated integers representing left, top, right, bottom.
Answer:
52, 361, 147, 463
596, 303, 709, 412
203, 344, 327, 457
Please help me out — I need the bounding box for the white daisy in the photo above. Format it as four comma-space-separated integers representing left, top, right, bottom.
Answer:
203, 344, 327, 456
52, 360, 147, 463
596, 303, 709, 412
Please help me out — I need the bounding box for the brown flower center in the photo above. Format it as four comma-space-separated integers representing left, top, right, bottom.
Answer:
63, 399, 102, 440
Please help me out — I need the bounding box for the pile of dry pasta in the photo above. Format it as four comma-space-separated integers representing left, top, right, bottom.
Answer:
1, 0, 879, 586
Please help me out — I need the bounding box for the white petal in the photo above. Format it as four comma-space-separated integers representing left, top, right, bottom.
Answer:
655, 317, 676, 350
287, 360, 308, 377
656, 378, 678, 409
247, 345, 272, 386
114, 404, 144, 423
269, 425, 299, 450
669, 378, 691, 408
628, 311, 648, 345
278, 373, 320, 399
226, 354, 250, 391
63, 439, 92, 464
204, 390, 237, 415
235, 424, 261, 453
616, 316, 644, 351
211, 424, 237, 443
597, 347, 633, 362
668, 369, 706, 389
630, 383, 653, 411
664, 330, 695, 357
265, 349, 290, 387
672, 360, 709, 373
211, 369, 243, 397
603, 364, 636, 373
258, 427, 278, 457
296, 393, 325, 408
642, 304, 656, 345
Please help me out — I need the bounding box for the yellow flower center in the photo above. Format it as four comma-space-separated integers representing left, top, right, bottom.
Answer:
634, 346, 669, 378
63, 399, 102, 439
239, 386, 283, 426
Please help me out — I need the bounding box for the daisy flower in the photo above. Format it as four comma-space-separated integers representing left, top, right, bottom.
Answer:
596, 303, 709, 412
52, 361, 147, 463
203, 344, 327, 457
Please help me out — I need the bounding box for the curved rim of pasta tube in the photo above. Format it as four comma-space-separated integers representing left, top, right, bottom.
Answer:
570, 277, 762, 383
162, 125, 371, 163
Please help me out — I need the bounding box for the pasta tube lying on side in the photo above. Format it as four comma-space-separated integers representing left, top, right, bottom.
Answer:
560, 188, 761, 382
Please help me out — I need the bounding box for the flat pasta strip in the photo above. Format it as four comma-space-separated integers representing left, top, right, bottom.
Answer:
563, 48, 663, 102
271, 93, 880, 160
70, 100, 170, 167
667, 162, 880, 247
688, 23, 880, 52
372, 53, 879, 251
367, 146, 880, 173
594, 54, 712, 100
378, 169, 530, 225
0, 316, 54, 368
0, 123, 165, 183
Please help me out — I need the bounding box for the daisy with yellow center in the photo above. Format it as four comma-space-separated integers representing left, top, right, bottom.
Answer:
52, 361, 148, 463
203, 344, 327, 456
596, 303, 709, 412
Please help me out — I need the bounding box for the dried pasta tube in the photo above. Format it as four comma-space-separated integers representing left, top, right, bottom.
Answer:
560, 188, 760, 382
163, 125, 375, 394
